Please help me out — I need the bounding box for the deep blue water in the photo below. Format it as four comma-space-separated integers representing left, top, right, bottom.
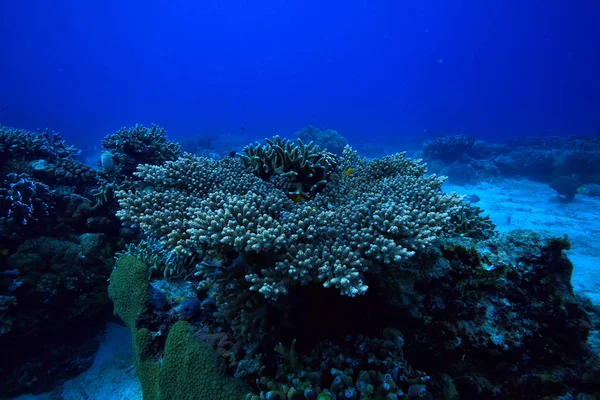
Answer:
1, 0, 599, 149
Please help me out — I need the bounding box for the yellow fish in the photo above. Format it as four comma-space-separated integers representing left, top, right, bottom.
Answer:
344, 168, 355, 177
290, 194, 305, 203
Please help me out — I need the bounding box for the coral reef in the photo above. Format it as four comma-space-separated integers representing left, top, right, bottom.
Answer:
0, 125, 99, 199
97, 124, 182, 205
108, 257, 250, 400
108, 231, 600, 399
400, 231, 600, 398
256, 331, 431, 400
108, 254, 434, 400
111, 140, 600, 398
116, 145, 489, 301
0, 125, 125, 396
0, 234, 116, 396
116, 237, 188, 278
0, 124, 79, 166
3, 121, 599, 400
108, 256, 152, 330
294, 125, 349, 156
422, 134, 475, 162
0, 173, 54, 230
420, 133, 600, 186
100, 124, 182, 178
53, 157, 98, 188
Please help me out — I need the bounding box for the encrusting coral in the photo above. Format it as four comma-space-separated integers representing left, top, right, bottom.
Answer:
116, 143, 493, 301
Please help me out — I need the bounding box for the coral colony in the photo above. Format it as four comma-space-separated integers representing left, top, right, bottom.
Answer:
1, 124, 599, 399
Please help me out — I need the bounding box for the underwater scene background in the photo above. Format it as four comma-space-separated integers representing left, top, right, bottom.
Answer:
1, 1, 599, 399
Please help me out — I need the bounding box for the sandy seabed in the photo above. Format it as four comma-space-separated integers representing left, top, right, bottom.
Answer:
445, 178, 600, 306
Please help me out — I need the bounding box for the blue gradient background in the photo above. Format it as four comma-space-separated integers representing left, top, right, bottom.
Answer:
1, 0, 599, 148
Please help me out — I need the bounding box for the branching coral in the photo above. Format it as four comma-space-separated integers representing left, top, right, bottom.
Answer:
101, 124, 182, 177
96, 124, 183, 205
117, 143, 493, 301
0, 125, 79, 165
53, 158, 97, 186
0, 173, 54, 227
115, 237, 188, 278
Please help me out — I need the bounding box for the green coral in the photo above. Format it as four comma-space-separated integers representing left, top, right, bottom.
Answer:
109, 256, 250, 399
159, 321, 250, 399
133, 328, 162, 398
133, 321, 251, 400
108, 255, 151, 329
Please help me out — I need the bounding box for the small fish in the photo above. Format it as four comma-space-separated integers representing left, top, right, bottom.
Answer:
100, 151, 115, 171
1, 268, 19, 276
290, 193, 304, 203
240, 125, 245, 131
344, 168, 355, 177
467, 194, 480, 203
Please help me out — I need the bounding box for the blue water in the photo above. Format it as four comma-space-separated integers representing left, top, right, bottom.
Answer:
1, 0, 599, 150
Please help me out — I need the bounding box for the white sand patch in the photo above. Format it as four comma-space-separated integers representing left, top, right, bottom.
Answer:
58, 323, 142, 400
10, 323, 142, 400
445, 177, 600, 305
